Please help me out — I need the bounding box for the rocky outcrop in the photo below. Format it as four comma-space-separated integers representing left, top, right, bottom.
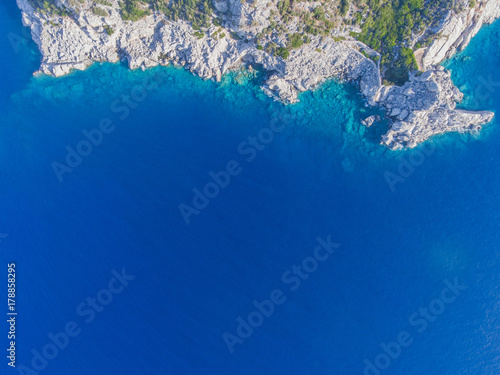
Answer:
15, 0, 381, 104
15, 0, 499, 150
213, 0, 272, 38
385, 0, 500, 149
380, 68, 494, 149
422, 0, 500, 69
362, 115, 380, 127
262, 42, 381, 104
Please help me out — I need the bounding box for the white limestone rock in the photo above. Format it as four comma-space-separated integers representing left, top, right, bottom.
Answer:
382, 108, 494, 149
380, 69, 494, 149
15, 0, 499, 150
362, 115, 377, 127
260, 40, 381, 104
422, 0, 500, 69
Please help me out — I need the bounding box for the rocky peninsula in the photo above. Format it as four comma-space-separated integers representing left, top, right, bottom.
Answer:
16, 0, 500, 149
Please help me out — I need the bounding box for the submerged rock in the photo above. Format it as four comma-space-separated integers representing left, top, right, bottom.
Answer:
362, 115, 377, 127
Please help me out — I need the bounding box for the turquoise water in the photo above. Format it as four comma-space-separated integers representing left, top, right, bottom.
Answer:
1, 2, 499, 374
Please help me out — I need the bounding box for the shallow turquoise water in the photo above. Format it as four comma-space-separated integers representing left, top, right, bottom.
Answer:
1, 2, 499, 374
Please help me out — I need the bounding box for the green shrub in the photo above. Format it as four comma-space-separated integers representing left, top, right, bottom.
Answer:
150, 0, 215, 29
356, 0, 453, 84
92, 7, 108, 17
120, 0, 151, 22
93, 0, 112, 6
289, 33, 304, 49
340, 0, 350, 17
313, 6, 325, 21
276, 47, 290, 59
31, 0, 72, 17
103, 25, 114, 35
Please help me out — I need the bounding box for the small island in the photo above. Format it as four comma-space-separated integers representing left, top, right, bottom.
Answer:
17, 0, 500, 148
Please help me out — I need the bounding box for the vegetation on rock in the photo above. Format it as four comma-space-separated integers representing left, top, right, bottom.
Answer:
119, 0, 151, 21
355, 0, 456, 84
149, 0, 215, 28
29, 0, 464, 85
30, 0, 72, 16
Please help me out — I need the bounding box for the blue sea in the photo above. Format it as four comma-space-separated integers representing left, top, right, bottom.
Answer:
1, 1, 499, 374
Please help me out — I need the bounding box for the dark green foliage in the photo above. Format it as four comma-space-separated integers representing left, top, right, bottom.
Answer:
93, 6, 109, 17
290, 33, 304, 48
313, 6, 326, 21
384, 47, 418, 83
150, 0, 215, 29
356, 0, 454, 84
265, 42, 278, 54
340, 0, 350, 16
277, 0, 293, 17
276, 46, 290, 59
120, 0, 151, 22
94, 0, 112, 6
30, 0, 72, 17
104, 25, 114, 35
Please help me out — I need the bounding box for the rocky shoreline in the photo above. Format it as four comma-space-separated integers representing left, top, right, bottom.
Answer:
16, 0, 500, 150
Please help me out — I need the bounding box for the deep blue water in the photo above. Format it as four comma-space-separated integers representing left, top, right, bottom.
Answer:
1, 2, 499, 374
